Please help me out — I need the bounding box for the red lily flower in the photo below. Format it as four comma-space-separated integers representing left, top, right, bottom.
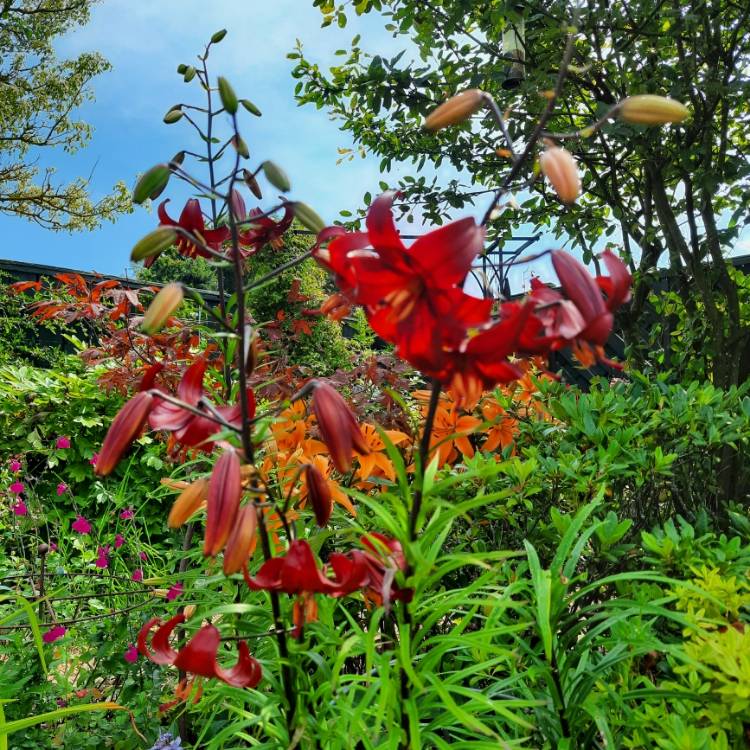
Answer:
243, 540, 339, 595
237, 204, 294, 253
149, 359, 255, 450
359, 533, 412, 607
138, 614, 262, 688
154, 199, 229, 266
333, 193, 492, 358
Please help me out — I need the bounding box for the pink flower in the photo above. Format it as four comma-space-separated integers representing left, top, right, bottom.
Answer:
10, 460, 21, 473
138, 551, 147, 561
9, 482, 24, 495
114, 533, 125, 548
119, 508, 134, 520
56, 437, 71, 449
95, 545, 110, 569
89, 453, 99, 467
42, 625, 67, 644
124, 644, 139, 663
131, 568, 143, 582
166, 583, 183, 601
71, 515, 91, 535
12, 501, 27, 516
56, 483, 67, 496
49, 542, 58, 553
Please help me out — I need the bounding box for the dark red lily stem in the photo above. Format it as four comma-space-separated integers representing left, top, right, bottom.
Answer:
225, 110, 296, 727
479, 18, 578, 226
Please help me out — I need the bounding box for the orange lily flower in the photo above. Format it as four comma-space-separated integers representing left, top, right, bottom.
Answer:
480, 398, 518, 453
353, 424, 410, 482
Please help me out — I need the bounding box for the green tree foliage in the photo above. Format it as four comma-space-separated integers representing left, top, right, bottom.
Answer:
293, 0, 750, 387
135, 247, 219, 290
0, 0, 130, 230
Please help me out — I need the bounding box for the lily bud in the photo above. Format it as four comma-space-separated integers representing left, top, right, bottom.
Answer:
142, 283, 184, 334
424, 89, 485, 131
204, 450, 242, 557
211, 29, 228, 44
233, 135, 250, 159
183, 66, 196, 83
243, 328, 259, 376
304, 464, 332, 527
262, 161, 291, 192
131, 227, 177, 263
242, 169, 263, 199
222, 505, 258, 575
168, 478, 209, 528
96, 392, 154, 476
292, 202, 326, 233
133, 164, 171, 205
539, 144, 581, 205
182, 604, 196, 619
311, 382, 369, 473
217, 76, 238, 115
163, 106, 183, 124
240, 99, 262, 117
618, 95, 689, 125
230, 189, 246, 221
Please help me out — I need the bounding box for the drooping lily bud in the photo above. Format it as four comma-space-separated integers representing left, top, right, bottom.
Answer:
304, 464, 332, 527
217, 76, 238, 115
223, 504, 258, 575
292, 202, 326, 233
131, 227, 177, 263
424, 89, 485, 131
142, 283, 184, 334
204, 450, 242, 557
96, 392, 154, 477
539, 144, 581, 205
230, 189, 246, 221
242, 169, 263, 199
618, 95, 689, 125
133, 164, 171, 204
261, 161, 291, 192
168, 478, 209, 528
311, 382, 369, 473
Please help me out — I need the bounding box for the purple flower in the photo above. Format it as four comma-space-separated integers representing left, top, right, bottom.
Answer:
9, 481, 24, 495
72, 515, 91, 535
139, 551, 148, 561
166, 583, 183, 601
10, 459, 21, 472
114, 533, 125, 548
43, 625, 67, 644
89, 453, 99, 467
119, 508, 134, 520
56, 483, 67, 496
49, 542, 58, 553
95, 545, 110, 569
124, 643, 139, 663
131, 568, 144, 582
149, 733, 182, 750
12, 500, 27, 516
56, 437, 71, 449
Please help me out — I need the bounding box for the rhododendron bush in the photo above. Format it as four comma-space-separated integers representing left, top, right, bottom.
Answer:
5, 19, 749, 750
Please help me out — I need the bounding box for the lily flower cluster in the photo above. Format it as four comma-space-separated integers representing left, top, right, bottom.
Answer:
315, 192, 631, 409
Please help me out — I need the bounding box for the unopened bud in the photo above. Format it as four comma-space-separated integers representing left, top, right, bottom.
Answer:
133, 164, 171, 205
240, 99, 262, 117
183, 66, 196, 83
182, 604, 196, 619
163, 106, 183, 124
262, 161, 291, 192
223, 505, 258, 575
293, 202, 326, 233
131, 227, 177, 263
233, 135, 249, 159
38, 543, 50, 556
618, 95, 689, 125
170, 151, 186, 169
304, 464, 332, 527
142, 283, 184, 334
217, 76, 238, 115
204, 450, 242, 557
96, 392, 154, 477
539, 144, 581, 205
211, 29, 228, 44
243, 169, 263, 199
424, 89, 485, 131
168, 478, 209, 528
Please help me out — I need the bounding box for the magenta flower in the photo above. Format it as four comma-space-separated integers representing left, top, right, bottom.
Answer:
138, 551, 148, 561
42, 625, 67, 644
56, 483, 67, 496
89, 453, 99, 467
56, 437, 71, 449
131, 568, 143, 582
124, 644, 139, 663
12, 500, 27, 516
71, 515, 91, 535
9, 481, 24, 495
95, 545, 110, 569
119, 508, 134, 520
114, 533, 125, 548
49, 542, 58, 552
166, 583, 183, 601
10, 459, 21, 472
